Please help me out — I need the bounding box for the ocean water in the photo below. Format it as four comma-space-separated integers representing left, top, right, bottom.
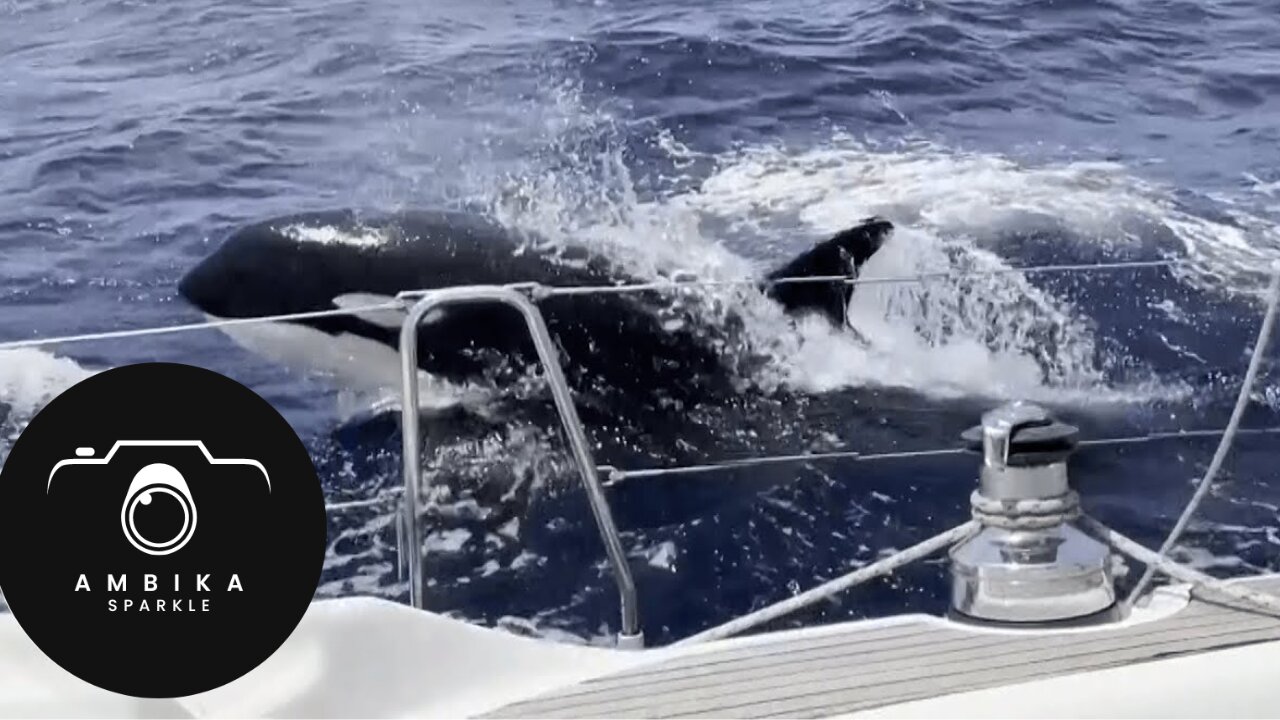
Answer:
1, 0, 1278, 644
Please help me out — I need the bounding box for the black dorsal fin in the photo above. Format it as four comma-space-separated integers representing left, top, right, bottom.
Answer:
761, 217, 893, 327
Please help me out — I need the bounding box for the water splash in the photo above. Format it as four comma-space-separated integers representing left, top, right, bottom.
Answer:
0, 349, 96, 455
472, 118, 1218, 404
690, 136, 1280, 296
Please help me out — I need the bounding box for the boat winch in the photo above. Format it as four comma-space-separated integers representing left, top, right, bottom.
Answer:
949, 400, 1117, 625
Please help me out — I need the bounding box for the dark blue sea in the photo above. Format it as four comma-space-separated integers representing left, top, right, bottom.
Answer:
2, 0, 1279, 645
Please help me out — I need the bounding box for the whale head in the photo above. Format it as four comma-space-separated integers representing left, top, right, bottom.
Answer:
762, 216, 894, 327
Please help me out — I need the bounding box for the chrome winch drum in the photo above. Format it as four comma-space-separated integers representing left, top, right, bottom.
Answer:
949, 401, 1117, 625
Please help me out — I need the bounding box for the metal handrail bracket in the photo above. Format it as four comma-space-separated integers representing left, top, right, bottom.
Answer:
397, 284, 643, 648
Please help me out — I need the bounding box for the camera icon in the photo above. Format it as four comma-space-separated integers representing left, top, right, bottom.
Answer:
122, 464, 197, 555
48, 441, 270, 556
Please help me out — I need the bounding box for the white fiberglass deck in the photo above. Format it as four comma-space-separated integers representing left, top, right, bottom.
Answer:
4, 577, 1279, 718
484, 576, 1280, 719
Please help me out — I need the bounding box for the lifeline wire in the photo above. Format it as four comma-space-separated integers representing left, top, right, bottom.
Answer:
528, 258, 1188, 298
0, 258, 1186, 351
594, 426, 1280, 484
0, 301, 406, 352
324, 425, 1280, 511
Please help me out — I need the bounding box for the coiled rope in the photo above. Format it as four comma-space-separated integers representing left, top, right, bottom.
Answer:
969, 490, 1081, 530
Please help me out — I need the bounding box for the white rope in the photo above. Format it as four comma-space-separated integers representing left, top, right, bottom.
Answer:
1125, 265, 1280, 608
672, 520, 981, 646
1080, 516, 1280, 616
970, 490, 1080, 530
0, 259, 1186, 351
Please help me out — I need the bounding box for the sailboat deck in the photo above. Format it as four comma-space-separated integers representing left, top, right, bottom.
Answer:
484, 576, 1280, 719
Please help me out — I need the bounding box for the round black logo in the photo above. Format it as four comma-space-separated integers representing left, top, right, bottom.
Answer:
0, 363, 326, 698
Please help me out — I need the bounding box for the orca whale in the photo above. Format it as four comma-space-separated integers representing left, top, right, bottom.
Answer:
177, 209, 891, 412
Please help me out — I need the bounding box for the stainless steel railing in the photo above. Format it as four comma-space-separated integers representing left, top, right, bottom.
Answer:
396, 285, 643, 648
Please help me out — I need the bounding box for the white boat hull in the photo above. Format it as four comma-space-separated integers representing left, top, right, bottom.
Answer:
2, 576, 1279, 718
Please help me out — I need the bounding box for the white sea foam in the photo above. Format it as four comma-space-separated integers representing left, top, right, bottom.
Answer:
477, 124, 1278, 405
0, 350, 99, 617
0, 349, 96, 452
